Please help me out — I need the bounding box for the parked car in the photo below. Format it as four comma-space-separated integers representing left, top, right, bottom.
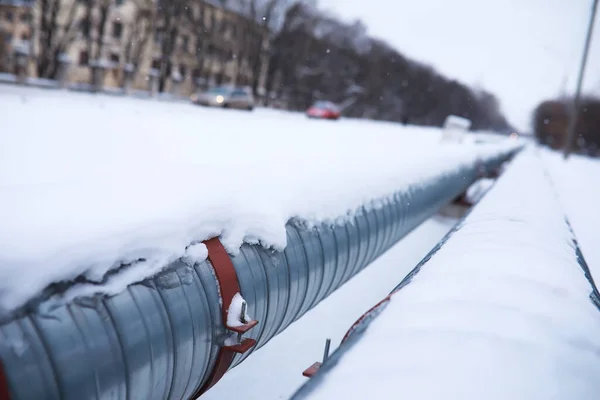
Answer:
306, 101, 341, 120
191, 86, 254, 110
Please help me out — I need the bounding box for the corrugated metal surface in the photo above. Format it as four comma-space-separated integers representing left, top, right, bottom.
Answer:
0, 147, 519, 400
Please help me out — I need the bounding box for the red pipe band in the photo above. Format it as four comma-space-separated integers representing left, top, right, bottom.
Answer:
191, 237, 251, 398
205, 237, 242, 327
341, 295, 392, 343
0, 360, 10, 400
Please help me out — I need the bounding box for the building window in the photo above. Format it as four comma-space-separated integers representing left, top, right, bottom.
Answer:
6, 11, 14, 22
20, 12, 31, 23
154, 29, 162, 44
181, 35, 189, 52
180, 65, 187, 78
151, 59, 160, 70
79, 50, 89, 66
116, 0, 124, 5
110, 53, 120, 64
112, 21, 123, 39
81, 19, 90, 38
20, 32, 29, 40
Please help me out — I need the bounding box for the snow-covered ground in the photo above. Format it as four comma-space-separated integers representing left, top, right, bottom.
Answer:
0, 85, 516, 316
542, 150, 600, 280
294, 151, 600, 400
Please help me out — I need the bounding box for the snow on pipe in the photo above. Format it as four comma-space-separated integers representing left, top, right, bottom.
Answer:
291, 151, 600, 400
0, 148, 520, 400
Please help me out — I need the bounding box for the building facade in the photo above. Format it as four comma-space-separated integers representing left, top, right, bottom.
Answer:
0, 0, 270, 96
0, 0, 34, 74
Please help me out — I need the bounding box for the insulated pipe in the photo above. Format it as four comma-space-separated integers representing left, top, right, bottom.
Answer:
291, 151, 600, 400
0, 146, 520, 400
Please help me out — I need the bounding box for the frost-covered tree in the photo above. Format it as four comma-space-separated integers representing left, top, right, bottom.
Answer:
265, 2, 510, 131
533, 96, 600, 155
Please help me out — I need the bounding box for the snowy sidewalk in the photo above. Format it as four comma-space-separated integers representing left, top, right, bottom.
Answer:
542, 150, 600, 280
293, 151, 600, 400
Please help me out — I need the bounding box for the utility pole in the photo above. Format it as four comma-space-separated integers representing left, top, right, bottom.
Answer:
564, 0, 598, 158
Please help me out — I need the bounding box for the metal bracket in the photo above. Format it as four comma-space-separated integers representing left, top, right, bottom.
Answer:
224, 301, 258, 354
302, 338, 331, 378
302, 296, 392, 379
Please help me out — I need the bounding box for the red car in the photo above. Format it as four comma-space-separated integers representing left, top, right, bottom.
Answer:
306, 101, 341, 120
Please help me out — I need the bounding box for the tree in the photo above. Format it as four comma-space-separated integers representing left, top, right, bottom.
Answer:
532, 96, 600, 155
185, 0, 210, 87
578, 97, 600, 155
123, 0, 155, 80
533, 100, 569, 149
92, 0, 112, 63
263, 1, 511, 131
155, 0, 188, 92
0, 31, 8, 73
36, 0, 80, 79
229, 0, 315, 96
80, 0, 113, 90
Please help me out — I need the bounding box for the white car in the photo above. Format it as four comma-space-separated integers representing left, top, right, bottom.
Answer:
191, 86, 254, 111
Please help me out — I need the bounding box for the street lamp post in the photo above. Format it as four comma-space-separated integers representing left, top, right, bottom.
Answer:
564, 0, 598, 158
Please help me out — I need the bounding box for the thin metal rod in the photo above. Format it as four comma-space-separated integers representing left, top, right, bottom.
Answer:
564, 0, 598, 158
236, 301, 248, 342
323, 338, 331, 363
240, 300, 248, 324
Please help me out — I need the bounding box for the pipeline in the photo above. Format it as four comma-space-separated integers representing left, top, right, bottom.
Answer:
0, 146, 520, 400
291, 150, 600, 400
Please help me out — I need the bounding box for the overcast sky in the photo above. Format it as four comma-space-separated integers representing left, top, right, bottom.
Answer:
318, 0, 599, 131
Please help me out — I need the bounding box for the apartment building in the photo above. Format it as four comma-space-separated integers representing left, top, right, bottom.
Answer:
0, 0, 34, 74
0, 0, 270, 96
